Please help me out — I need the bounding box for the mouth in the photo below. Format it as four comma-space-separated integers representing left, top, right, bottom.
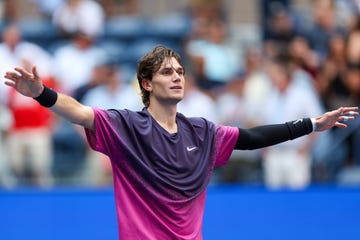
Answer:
170, 86, 183, 90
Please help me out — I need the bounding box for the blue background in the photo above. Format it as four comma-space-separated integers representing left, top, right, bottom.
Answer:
1, 185, 360, 240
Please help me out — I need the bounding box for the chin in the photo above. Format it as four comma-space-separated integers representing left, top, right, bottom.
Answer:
171, 96, 183, 105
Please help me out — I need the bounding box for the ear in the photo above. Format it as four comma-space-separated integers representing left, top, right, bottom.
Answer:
141, 79, 152, 91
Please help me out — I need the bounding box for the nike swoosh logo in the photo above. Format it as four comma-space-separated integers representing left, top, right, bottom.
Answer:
186, 146, 197, 152
293, 119, 303, 125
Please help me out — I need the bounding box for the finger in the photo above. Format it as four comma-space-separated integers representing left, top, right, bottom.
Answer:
340, 111, 359, 117
338, 107, 346, 116
14, 67, 33, 79
343, 106, 359, 110
4, 71, 21, 80
344, 110, 359, 116
339, 107, 359, 117
341, 116, 355, 122
32, 66, 39, 79
4, 80, 15, 88
348, 111, 357, 116
341, 107, 359, 113
334, 122, 348, 128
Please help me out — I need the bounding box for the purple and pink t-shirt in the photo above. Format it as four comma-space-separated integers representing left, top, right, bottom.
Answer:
85, 108, 239, 240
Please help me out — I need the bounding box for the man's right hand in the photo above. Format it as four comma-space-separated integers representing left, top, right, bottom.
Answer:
4, 66, 44, 98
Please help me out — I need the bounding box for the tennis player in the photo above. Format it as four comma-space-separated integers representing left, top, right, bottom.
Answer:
4, 46, 358, 240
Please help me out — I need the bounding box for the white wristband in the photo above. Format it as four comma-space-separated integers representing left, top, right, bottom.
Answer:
311, 118, 317, 132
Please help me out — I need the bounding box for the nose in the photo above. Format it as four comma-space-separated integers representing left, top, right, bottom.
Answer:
172, 72, 181, 82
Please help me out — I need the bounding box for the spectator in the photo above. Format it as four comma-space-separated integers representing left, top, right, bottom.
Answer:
31, 0, 64, 19
305, 0, 347, 61
347, 14, 360, 68
0, 23, 53, 82
99, 0, 140, 18
7, 77, 56, 186
288, 35, 320, 80
187, 0, 225, 23
2, 0, 19, 22
73, 59, 114, 102
263, 4, 299, 58
177, 73, 219, 123
312, 32, 353, 182
261, 54, 323, 189
0, 23, 55, 186
317, 34, 348, 111
186, 18, 239, 94
216, 73, 247, 127
242, 47, 273, 128
80, 60, 142, 185
52, 0, 105, 38
81, 63, 142, 110
332, 18, 360, 183
214, 73, 262, 183
52, 31, 107, 95
214, 49, 272, 184
0, 104, 14, 188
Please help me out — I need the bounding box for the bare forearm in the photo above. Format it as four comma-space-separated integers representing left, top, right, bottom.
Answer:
4, 66, 95, 130
51, 93, 94, 130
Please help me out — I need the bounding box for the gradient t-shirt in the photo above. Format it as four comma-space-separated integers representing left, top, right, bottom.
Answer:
85, 108, 239, 240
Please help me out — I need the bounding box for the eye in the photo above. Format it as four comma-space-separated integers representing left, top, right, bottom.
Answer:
162, 68, 173, 75
177, 69, 185, 76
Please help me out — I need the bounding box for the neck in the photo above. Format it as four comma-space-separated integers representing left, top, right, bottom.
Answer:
147, 102, 178, 134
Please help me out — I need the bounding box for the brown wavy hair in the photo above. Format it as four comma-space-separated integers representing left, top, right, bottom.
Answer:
136, 46, 183, 107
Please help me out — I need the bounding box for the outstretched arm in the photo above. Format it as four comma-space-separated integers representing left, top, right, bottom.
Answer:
235, 107, 358, 150
4, 66, 95, 130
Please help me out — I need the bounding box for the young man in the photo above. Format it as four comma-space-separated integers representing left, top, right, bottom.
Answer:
4, 46, 358, 240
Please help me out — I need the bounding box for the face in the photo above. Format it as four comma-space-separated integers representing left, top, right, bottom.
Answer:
142, 57, 185, 106
3, 25, 21, 49
266, 62, 289, 92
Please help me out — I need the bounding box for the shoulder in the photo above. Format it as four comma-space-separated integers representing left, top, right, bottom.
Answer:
106, 108, 146, 119
109, 108, 151, 125
92, 108, 149, 129
177, 112, 215, 130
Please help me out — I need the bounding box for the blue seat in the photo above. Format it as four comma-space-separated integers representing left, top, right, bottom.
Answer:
148, 13, 191, 40
45, 39, 71, 55
18, 18, 58, 48
119, 39, 159, 65
52, 121, 87, 184
96, 39, 128, 64
104, 15, 148, 42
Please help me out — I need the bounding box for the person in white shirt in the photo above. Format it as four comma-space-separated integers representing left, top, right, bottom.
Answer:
262, 55, 324, 189
177, 74, 219, 123
52, 0, 105, 38
0, 23, 55, 186
53, 31, 107, 95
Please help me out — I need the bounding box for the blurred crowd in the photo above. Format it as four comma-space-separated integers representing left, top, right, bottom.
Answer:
0, 0, 360, 190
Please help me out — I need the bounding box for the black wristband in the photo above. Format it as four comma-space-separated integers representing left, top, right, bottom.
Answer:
285, 118, 313, 140
33, 85, 58, 108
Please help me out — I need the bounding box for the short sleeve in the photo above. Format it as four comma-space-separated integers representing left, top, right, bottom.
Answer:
214, 126, 239, 166
84, 107, 118, 155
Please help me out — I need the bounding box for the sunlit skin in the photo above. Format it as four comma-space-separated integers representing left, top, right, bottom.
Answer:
143, 57, 185, 106
141, 57, 186, 133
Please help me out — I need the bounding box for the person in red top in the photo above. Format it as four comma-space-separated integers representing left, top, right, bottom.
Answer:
7, 77, 56, 186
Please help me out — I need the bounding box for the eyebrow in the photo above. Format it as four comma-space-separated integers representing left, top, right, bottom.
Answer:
159, 66, 184, 72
